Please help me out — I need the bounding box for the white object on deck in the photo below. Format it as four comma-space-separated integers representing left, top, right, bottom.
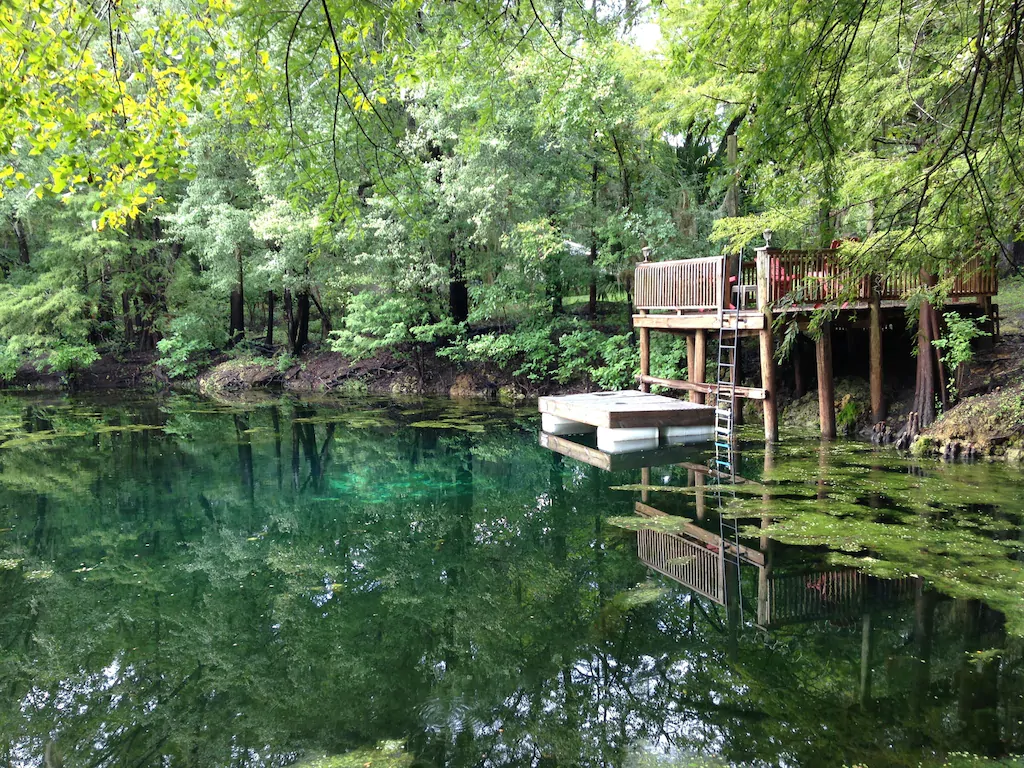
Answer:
541, 413, 597, 436
597, 426, 659, 453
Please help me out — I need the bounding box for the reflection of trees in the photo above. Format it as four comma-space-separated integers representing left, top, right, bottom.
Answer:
0, 399, 1021, 766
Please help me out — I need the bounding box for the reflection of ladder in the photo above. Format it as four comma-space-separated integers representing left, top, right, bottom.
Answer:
713, 250, 744, 620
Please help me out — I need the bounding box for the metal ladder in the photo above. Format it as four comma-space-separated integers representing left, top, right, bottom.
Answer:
713, 251, 745, 621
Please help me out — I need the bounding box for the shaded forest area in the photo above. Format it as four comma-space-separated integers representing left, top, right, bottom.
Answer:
1, 0, 1022, 416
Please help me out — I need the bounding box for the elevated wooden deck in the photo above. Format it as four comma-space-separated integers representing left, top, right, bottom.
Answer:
633, 248, 997, 330
632, 246, 998, 442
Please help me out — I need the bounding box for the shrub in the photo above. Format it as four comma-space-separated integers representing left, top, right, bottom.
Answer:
157, 313, 225, 378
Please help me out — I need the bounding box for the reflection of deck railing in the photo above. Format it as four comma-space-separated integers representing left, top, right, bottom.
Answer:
634, 249, 998, 313
634, 255, 724, 312
634, 511, 917, 628
637, 527, 724, 604
757, 569, 917, 628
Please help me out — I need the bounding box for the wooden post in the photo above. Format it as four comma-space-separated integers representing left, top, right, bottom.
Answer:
639, 326, 650, 393
756, 247, 778, 442
816, 320, 836, 439
686, 333, 696, 400
693, 330, 706, 404
869, 282, 886, 424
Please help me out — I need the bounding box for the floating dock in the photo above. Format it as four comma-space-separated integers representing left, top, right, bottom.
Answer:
538, 391, 714, 453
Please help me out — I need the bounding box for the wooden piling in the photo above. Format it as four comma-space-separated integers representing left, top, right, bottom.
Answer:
692, 330, 707, 404
869, 285, 886, 423
759, 331, 777, 442
816, 321, 836, 439
686, 334, 696, 400
756, 249, 778, 442
639, 327, 650, 393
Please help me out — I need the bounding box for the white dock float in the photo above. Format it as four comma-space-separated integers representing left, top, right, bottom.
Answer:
538, 391, 714, 453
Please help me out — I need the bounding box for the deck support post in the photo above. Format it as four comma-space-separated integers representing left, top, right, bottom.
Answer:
759, 330, 777, 442
816, 321, 836, 439
639, 327, 650, 393
688, 330, 707, 404
869, 284, 886, 424
756, 246, 778, 442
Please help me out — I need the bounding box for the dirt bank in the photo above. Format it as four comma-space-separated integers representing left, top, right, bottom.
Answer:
912, 332, 1024, 461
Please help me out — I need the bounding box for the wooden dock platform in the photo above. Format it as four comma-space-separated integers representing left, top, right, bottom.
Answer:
538, 391, 714, 453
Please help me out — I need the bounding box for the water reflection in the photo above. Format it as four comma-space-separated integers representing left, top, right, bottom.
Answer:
0, 397, 1020, 766
546, 426, 1024, 764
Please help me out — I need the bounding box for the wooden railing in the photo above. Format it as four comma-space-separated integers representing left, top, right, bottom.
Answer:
757, 570, 917, 628
949, 252, 998, 297
637, 527, 725, 604
762, 249, 872, 305
634, 255, 723, 312
634, 250, 997, 314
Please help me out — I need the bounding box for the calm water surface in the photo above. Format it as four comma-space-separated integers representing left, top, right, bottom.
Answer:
0, 394, 1022, 767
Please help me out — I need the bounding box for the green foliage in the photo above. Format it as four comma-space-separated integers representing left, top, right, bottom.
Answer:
933, 312, 992, 400
836, 395, 862, 435
441, 318, 639, 388
45, 342, 99, 380
156, 314, 225, 379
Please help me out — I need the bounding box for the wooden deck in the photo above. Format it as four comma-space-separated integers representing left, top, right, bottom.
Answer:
538, 391, 714, 429
633, 247, 997, 328
633, 245, 998, 442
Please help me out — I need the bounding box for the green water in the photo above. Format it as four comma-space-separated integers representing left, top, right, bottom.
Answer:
0, 395, 1022, 767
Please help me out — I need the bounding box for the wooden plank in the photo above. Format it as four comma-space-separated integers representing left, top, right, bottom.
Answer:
632, 312, 766, 331
539, 432, 611, 471
636, 374, 767, 400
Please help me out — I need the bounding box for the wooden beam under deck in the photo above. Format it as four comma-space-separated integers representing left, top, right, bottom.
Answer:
636, 374, 767, 401
633, 312, 766, 331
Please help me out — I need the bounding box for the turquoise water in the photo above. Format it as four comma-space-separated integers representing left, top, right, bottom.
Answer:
0, 394, 1022, 767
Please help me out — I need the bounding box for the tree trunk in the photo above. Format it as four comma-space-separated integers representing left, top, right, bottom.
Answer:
311, 287, 332, 339
914, 302, 937, 426
122, 291, 135, 345
228, 247, 244, 346
589, 160, 599, 320
449, 247, 468, 322
265, 290, 275, 347
287, 289, 310, 355
914, 272, 942, 426
11, 215, 29, 265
